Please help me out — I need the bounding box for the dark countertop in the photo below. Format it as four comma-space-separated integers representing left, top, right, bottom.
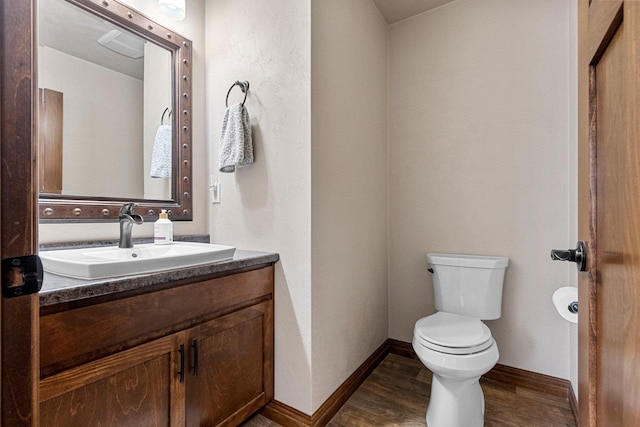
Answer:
40, 249, 279, 307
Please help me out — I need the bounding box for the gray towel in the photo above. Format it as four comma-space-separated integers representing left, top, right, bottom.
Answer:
150, 125, 172, 178
219, 103, 253, 173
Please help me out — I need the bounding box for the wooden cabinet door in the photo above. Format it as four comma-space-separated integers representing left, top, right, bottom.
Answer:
39, 331, 186, 427
186, 301, 274, 427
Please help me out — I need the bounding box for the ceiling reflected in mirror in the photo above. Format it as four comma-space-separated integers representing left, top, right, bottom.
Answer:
40, 0, 145, 78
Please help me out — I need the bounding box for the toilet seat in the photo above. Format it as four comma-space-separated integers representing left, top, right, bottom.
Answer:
414, 312, 493, 355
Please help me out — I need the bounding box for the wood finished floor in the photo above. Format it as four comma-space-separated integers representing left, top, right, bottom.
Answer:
242, 353, 576, 427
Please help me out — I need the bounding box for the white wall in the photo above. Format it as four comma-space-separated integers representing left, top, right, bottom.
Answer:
143, 42, 172, 200
569, 0, 579, 396
39, 47, 144, 198
205, 0, 313, 414
39, 0, 207, 243
37, 0, 579, 412
310, 0, 388, 412
388, 0, 573, 379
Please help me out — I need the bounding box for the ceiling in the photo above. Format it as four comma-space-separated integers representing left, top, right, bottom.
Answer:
372, 0, 458, 24
39, 0, 145, 79
38, 0, 456, 75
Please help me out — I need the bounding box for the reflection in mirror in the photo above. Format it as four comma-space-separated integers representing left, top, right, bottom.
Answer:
38, 0, 172, 200
37, 0, 193, 222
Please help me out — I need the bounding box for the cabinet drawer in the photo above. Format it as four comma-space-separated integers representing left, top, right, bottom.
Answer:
41, 266, 273, 377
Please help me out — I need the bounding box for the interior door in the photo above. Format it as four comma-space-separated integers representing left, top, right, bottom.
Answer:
0, 1, 41, 426
578, 0, 640, 425
38, 88, 63, 195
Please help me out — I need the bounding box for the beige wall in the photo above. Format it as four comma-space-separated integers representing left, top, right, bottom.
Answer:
39, 47, 144, 198
569, 0, 579, 395
388, 0, 573, 379
205, 0, 313, 414
37, 0, 579, 412
39, 0, 207, 243
310, 0, 388, 412
206, 0, 389, 413
143, 42, 173, 200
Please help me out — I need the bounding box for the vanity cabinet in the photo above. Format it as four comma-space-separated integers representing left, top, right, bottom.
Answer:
39, 266, 274, 427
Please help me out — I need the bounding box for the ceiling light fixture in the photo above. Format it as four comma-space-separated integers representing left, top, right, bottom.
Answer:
158, 0, 185, 21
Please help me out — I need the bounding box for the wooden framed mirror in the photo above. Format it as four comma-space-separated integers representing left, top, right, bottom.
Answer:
37, 0, 193, 222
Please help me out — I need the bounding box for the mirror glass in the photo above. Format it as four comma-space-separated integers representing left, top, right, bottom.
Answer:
38, 0, 173, 201
37, 0, 193, 222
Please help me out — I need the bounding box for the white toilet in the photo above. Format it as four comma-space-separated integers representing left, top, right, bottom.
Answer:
412, 253, 509, 427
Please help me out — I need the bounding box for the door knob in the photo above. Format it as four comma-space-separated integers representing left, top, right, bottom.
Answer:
550, 241, 586, 271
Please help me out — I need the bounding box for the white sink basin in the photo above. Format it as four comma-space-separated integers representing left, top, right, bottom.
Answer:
40, 242, 236, 279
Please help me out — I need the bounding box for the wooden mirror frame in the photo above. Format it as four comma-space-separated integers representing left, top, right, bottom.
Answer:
38, 0, 193, 222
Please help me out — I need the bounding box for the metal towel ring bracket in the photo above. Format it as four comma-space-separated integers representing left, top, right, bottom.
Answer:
225, 80, 250, 107
161, 107, 172, 125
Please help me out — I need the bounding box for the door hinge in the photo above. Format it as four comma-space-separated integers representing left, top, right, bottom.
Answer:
2, 254, 43, 298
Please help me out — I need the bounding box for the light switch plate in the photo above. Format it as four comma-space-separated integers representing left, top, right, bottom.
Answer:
210, 176, 221, 204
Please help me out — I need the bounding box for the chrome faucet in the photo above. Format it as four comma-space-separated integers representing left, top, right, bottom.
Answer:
119, 203, 143, 248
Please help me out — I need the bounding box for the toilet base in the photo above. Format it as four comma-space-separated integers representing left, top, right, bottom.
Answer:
426, 373, 485, 427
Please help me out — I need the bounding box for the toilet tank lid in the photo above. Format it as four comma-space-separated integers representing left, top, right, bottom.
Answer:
426, 253, 509, 268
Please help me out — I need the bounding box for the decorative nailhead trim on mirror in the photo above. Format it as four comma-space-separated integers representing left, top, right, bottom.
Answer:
38, 0, 193, 222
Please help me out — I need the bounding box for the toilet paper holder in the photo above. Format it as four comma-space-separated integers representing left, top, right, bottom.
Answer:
553, 287, 578, 323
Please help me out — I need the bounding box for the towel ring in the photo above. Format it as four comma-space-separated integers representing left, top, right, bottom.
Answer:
225, 80, 250, 107
161, 107, 172, 125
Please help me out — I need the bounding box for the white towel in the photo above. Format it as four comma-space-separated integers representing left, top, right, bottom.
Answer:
219, 102, 253, 173
150, 125, 172, 178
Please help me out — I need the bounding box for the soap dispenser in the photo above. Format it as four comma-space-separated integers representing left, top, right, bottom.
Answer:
154, 210, 173, 245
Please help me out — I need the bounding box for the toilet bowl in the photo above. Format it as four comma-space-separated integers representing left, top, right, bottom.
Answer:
413, 312, 499, 427
413, 253, 508, 427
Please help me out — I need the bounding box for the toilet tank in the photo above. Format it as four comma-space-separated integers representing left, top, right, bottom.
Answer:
427, 253, 509, 320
